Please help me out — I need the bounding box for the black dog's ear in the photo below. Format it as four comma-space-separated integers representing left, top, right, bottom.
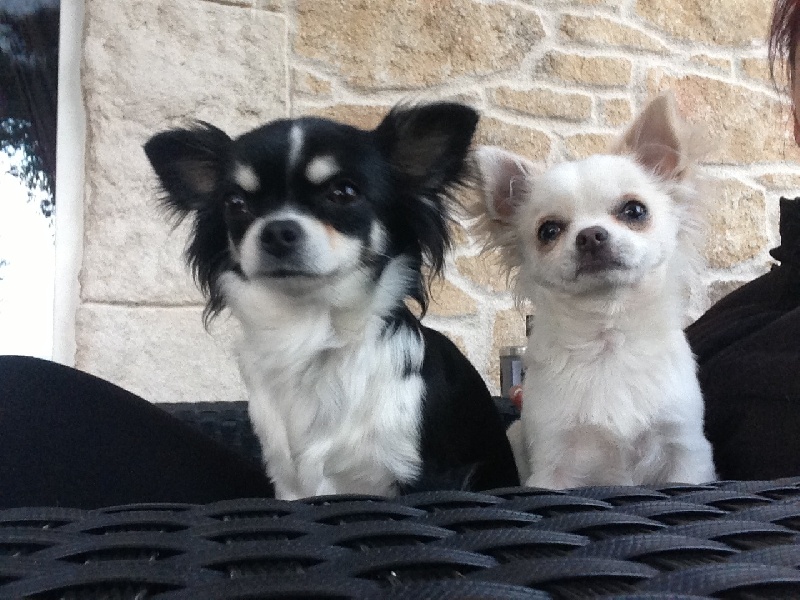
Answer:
372, 102, 479, 315
374, 102, 479, 191
144, 122, 233, 325
374, 103, 479, 282
143, 122, 232, 215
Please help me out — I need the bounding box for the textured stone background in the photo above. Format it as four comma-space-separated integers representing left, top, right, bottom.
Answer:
77, 0, 800, 401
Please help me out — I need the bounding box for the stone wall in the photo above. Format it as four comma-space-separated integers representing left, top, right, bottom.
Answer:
77, 0, 800, 401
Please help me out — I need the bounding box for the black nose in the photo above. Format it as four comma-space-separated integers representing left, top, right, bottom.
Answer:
261, 219, 304, 257
575, 226, 609, 252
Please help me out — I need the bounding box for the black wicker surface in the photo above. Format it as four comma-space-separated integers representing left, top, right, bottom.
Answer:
2, 479, 800, 598
158, 399, 522, 466
160, 401, 264, 466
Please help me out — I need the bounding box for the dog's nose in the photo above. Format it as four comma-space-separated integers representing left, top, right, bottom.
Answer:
576, 226, 609, 252
261, 219, 304, 257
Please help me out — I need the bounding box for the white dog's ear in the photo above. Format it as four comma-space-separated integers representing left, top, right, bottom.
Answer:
613, 91, 704, 181
473, 145, 536, 222
468, 146, 537, 278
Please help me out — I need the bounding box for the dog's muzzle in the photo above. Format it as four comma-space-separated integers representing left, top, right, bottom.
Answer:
261, 219, 305, 259
575, 226, 622, 274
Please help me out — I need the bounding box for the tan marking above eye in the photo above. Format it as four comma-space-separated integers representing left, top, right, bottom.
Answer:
323, 222, 339, 249
620, 193, 642, 203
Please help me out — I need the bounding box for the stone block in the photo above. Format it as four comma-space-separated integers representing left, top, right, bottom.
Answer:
81, 195, 203, 304
304, 99, 484, 131
83, 0, 287, 134
76, 304, 246, 404
565, 133, 617, 159
293, 68, 333, 97
569, 0, 624, 5
444, 332, 469, 359
647, 71, 800, 165
477, 117, 551, 161
542, 52, 632, 87
635, 0, 770, 46
305, 104, 390, 130
491, 87, 592, 121
756, 173, 800, 191
295, 0, 544, 89
450, 220, 470, 247
559, 15, 667, 52
706, 279, 748, 307
705, 179, 769, 268
690, 55, 731, 73
602, 98, 632, 126
81, 0, 288, 303
427, 277, 478, 317
456, 253, 511, 294
257, 0, 285, 11
741, 57, 774, 85
206, 0, 254, 7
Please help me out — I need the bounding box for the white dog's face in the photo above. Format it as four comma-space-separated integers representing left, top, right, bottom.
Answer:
516, 154, 680, 296
473, 92, 704, 301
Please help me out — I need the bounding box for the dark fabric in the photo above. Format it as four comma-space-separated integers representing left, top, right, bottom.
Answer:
0, 355, 274, 509
686, 197, 800, 481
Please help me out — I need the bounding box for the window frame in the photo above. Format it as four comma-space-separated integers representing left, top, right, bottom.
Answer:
52, 0, 84, 365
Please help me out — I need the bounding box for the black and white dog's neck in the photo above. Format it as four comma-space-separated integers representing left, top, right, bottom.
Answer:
223, 253, 430, 499
221, 252, 421, 341
144, 102, 520, 499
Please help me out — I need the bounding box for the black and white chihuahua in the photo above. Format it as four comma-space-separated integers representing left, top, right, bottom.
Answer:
144, 102, 519, 499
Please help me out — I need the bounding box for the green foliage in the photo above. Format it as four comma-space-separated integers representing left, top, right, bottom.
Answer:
1, 118, 52, 216
0, 5, 59, 218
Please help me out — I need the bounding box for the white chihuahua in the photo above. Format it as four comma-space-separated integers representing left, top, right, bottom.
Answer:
472, 92, 717, 489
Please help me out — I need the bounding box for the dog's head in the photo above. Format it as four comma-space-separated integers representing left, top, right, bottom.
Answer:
144, 103, 479, 321
472, 92, 707, 298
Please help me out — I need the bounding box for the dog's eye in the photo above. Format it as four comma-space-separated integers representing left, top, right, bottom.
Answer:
225, 195, 248, 213
537, 221, 562, 243
327, 179, 360, 204
619, 199, 648, 221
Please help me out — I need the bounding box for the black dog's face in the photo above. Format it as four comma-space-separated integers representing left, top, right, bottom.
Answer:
144, 103, 479, 318
223, 120, 393, 291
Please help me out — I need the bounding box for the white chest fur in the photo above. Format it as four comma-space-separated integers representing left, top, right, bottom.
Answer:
520, 292, 716, 489
223, 272, 425, 500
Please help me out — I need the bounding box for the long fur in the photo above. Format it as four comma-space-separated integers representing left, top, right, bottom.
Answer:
470, 94, 710, 313
471, 92, 717, 489
145, 102, 519, 499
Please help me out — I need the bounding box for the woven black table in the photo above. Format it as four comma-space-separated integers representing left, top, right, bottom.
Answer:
2, 480, 800, 598
2, 402, 799, 599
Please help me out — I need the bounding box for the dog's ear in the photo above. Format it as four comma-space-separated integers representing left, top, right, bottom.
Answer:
372, 102, 479, 285
374, 102, 479, 191
144, 122, 232, 215
613, 91, 703, 180
473, 145, 535, 222
144, 123, 234, 325
468, 146, 536, 281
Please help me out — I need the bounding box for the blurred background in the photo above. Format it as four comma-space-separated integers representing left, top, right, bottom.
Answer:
0, 0, 58, 358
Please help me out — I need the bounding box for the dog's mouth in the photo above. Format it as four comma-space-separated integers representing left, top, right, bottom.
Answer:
255, 266, 350, 284
264, 269, 322, 279
575, 257, 626, 277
